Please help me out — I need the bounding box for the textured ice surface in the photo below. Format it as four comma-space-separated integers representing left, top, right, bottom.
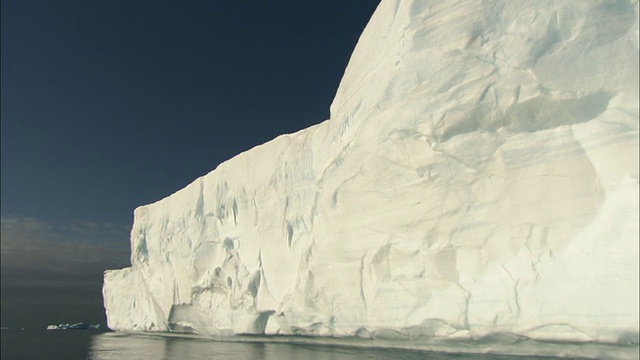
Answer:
104, 0, 639, 358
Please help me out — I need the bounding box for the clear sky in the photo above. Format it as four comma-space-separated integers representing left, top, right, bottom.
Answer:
1, 0, 380, 328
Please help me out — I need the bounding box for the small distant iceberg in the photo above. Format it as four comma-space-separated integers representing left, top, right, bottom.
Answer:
46, 323, 105, 330
1, 327, 25, 332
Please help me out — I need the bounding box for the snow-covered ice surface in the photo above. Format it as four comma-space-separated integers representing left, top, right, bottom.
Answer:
103, 0, 639, 358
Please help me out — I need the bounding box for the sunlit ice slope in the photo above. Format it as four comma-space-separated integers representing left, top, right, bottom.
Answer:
104, 0, 639, 358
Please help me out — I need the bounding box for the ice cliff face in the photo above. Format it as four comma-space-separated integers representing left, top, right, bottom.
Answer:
104, 0, 639, 356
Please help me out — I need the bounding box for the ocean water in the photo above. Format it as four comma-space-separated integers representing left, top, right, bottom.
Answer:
1, 330, 637, 360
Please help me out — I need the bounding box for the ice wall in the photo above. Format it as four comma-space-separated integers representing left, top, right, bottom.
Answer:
104, 0, 639, 357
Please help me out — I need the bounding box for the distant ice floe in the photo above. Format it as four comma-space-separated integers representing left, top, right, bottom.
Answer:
46, 323, 105, 330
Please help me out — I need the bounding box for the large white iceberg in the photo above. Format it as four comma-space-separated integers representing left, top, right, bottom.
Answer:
104, 0, 639, 357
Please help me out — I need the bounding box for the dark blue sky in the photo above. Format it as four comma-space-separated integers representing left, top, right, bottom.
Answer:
2, 0, 380, 225
0, 0, 380, 328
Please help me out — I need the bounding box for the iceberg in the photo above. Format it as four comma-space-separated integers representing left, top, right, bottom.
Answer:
103, 0, 639, 357
46, 323, 105, 330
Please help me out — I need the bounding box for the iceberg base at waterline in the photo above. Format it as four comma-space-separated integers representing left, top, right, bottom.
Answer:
91, 331, 640, 360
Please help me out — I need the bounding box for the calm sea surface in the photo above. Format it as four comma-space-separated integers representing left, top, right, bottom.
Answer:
1, 330, 637, 360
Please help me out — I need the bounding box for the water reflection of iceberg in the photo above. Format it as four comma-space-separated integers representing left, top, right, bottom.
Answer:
89, 332, 639, 360
90, 333, 290, 360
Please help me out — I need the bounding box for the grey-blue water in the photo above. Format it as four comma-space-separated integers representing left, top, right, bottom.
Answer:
1, 330, 637, 359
